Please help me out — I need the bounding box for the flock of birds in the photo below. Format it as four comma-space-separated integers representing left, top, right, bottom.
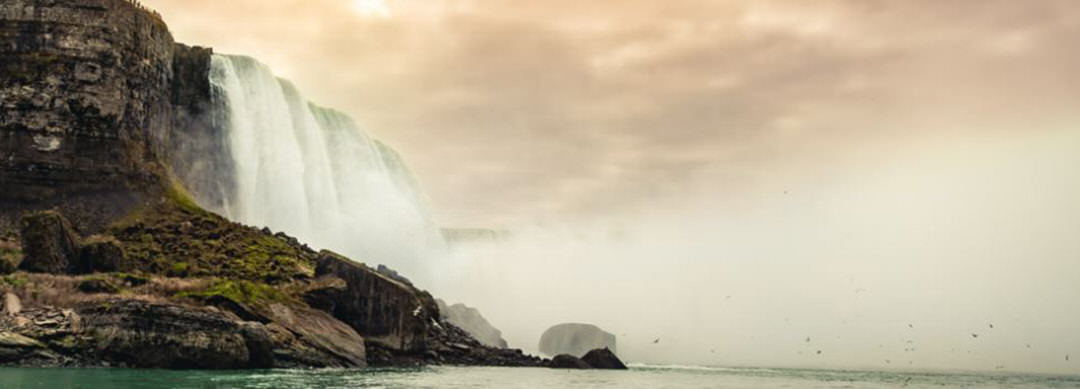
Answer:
793, 321, 1073, 370
641, 294, 1074, 372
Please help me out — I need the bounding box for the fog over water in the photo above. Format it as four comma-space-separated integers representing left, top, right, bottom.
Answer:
431, 127, 1080, 374
140, 0, 1080, 375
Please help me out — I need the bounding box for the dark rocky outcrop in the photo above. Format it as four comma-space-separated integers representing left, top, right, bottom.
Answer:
437, 299, 508, 348
18, 211, 81, 274
581, 348, 628, 369
550, 354, 591, 369
312, 251, 437, 352
169, 44, 234, 212
548, 348, 627, 370
78, 235, 127, 273
253, 303, 367, 368
0, 275, 371, 369
0, 239, 22, 274
365, 316, 545, 368
79, 300, 275, 369
539, 323, 617, 358
0, 0, 178, 235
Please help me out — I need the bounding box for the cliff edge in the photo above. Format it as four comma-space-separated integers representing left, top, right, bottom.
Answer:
0, 0, 544, 369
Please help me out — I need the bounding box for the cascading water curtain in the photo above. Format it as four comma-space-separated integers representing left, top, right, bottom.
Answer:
207, 54, 446, 281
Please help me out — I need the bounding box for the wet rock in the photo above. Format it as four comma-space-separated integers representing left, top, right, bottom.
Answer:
539, 323, 617, 357
550, 354, 591, 369
312, 251, 437, 352
78, 300, 273, 369
581, 348, 628, 370
256, 303, 367, 368
0, 331, 50, 363
300, 276, 347, 313
19, 211, 81, 274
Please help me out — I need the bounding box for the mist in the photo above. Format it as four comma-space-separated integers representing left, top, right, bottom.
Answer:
134, 0, 1080, 375
428, 126, 1080, 374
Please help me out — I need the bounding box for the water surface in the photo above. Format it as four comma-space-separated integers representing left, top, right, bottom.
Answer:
1, 365, 1077, 388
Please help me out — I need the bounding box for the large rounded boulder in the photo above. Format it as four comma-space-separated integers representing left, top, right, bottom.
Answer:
582, 348, 628, 369
539, 323, 616, 357
18, 211, 81, 274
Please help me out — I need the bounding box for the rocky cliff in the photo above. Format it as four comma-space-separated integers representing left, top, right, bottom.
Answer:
0, 0, 179, 234
0, 0, 546, 369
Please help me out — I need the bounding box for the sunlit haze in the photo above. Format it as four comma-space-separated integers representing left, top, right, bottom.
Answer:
142, 0, 1080, 374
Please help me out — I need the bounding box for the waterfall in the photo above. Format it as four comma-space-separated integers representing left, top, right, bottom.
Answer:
204, 54, 445, 280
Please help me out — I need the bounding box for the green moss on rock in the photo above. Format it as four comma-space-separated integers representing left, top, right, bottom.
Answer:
0, 242, 21, 275
177, 279, 289, 305
107, 197, 316, 282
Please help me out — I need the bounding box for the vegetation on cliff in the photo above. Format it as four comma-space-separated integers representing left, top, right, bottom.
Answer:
0, 0, 548, 370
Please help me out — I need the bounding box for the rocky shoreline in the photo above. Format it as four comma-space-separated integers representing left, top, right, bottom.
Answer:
0, 0, 621, 371
0, 203, 547, 369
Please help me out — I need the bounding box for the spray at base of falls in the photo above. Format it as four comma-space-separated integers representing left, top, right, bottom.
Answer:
204, 54, 445, 281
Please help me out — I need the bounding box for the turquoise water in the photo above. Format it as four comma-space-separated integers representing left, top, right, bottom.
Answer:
0, 365, 1077, 388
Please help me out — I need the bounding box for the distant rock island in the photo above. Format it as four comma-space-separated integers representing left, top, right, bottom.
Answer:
539, 323, 618, 358
0, 0, 547, 369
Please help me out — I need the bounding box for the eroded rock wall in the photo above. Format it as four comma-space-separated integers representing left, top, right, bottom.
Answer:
0, 0, 194, 234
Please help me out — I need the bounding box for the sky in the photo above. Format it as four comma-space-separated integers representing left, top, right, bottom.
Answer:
141, 0, 1080, 373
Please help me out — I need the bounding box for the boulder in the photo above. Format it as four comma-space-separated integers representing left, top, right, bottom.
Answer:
256, 303, 367, 368
78, 300, 274, 369
79, 236, 128, 273
581, 348, 628, 369
18, 211, 81, 274
0, 331, 52, 363
0, 240, 21, 275
539, 323, 617, 358
0, 256, 16, 276
436, 299, 508, 348
549, 354, 591, 369
2, 293, 21, 316
312, 251, 437, 352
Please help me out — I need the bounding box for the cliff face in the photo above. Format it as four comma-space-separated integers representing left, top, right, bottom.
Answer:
0, 0, 194, 234
0, 0, 547, 370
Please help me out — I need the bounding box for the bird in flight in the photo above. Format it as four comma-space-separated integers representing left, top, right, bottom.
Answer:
971, 333, 979, 339
653, 338, 660, 344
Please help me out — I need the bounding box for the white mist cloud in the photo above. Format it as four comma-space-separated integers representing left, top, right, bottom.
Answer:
139, 0, 1080, 373
431, 127, 1080, 373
